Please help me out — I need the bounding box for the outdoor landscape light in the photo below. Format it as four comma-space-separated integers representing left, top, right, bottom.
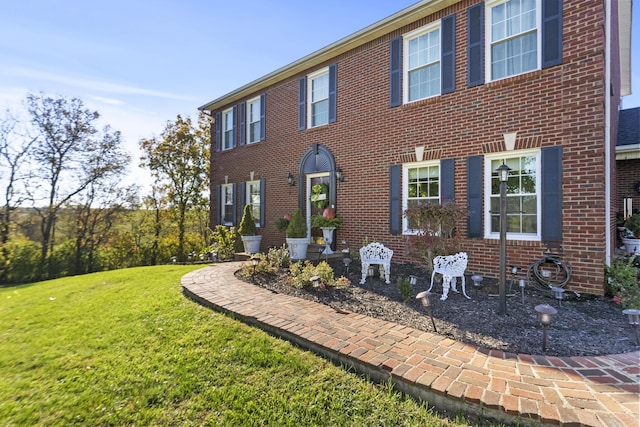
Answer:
416, 291, 437, 332
519, 279, 526, 304
471, 275, 483, 287
287, 172, 295, 186
551, 286, 565, 306
409, 275, 418, 286
335, 167, 344, 182
251, 255, 260, 282
497, 161, 511, 315
310, 275, 320, 288
535, 304, 557, 352
342, 257, 352, 274
622, 309, 640, 345
509, 264, 519, 292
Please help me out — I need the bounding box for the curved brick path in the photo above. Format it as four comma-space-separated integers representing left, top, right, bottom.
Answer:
181, 263, 639, 426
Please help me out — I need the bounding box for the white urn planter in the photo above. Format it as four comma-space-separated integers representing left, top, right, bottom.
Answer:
286, 237, 309, 260
320, 227, 335, 254
241, 235, 262, 254
622, 238, 640, 256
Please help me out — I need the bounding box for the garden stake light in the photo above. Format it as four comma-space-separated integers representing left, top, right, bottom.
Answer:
251, 255, 260, 283
509, 265, 519, 292
519, 279, 525, 304
409, 275, 418, 286
342, 258, 352, 275
310, 275, 320, 288
535, 304, 557, 352
497, 161, 511, 315
622, 309, 640, 345
416, 291, 437, 333
551, 287, 565, 306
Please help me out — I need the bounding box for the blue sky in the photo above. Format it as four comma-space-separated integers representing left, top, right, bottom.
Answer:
1, 1, 638, 188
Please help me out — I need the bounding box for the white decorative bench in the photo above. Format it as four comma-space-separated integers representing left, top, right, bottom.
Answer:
427, 252, 470, 300
359, 242, 393, 284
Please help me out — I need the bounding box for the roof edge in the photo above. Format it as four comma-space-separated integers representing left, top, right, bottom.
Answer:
199, 0, 456, 111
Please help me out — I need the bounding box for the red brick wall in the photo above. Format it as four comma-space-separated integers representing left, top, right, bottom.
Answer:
210, 0, 621, 295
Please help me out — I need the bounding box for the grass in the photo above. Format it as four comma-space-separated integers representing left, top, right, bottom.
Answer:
0, 265, 480, 426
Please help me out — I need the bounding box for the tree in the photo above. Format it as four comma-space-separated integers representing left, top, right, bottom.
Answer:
24, 93, 131, 278
139, 113, 210, 262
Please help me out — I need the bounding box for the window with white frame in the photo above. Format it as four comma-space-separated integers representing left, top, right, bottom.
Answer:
404, 22, 441, 102
487, 0, 540, 81
222, 108, 234, 150
247, 97, 262, 143
308, 68, 329, 127
246, 180, 262, 226
485, 150, 540, 239
403, 161, 440, 232
221, 184, 234, 225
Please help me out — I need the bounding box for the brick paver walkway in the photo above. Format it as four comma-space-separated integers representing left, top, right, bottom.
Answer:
181, 263, 639, 426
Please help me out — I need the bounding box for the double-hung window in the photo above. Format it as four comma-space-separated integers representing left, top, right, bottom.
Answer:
308, 68, 329, 127
404, 22, 441, 102
246, 180, 262, 227
247, 96, 262, 143
485, 150, 540, 239
487, 0, 539, 81
221, 184, 234, 225
403, 161, 440, 232
222, 107, 234, 150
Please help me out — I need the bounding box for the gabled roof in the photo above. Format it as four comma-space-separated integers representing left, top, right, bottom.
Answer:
617, 107, 640, 160
199, 0, 633, 112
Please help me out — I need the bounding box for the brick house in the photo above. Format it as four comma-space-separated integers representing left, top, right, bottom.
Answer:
616, 107, 640, 221
200, 0, 632, 295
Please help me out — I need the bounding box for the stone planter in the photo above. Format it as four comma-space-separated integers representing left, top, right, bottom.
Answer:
320, 227, 335, 254
622, 238, 640, 256
240, 235, 262, 254
286, 237, 309, 260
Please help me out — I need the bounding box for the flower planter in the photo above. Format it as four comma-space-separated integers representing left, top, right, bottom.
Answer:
622, 238, 640, 256
240, 235, 262, 254
320, 227, 335, 255
286, 237, 309, 260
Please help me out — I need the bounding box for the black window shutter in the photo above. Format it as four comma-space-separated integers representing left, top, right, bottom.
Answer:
389, 36, 402, 107
441, 14, 456, 94
239, 102, 246, 146
467, 2, 484, 87
389, 165, 402, 235
298, 77, 306, 130
215, 112, 222, 152
215, 184, 222, 224
259, 179, 266, 228
239, 181, 246, 214
328, 64, 337, 123
231, 183, 237, 224
231, 105, 238, 148
440, 158, 455, 203
541, 146, 563, 243
467, 155, 483, 237
260, 93, 266, 141
542, 0, 563, 68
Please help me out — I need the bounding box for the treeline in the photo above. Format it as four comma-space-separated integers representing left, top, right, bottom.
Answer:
0, 93, 210, 284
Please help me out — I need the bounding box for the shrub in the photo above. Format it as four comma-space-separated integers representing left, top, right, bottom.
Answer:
286, 209, 307, 238
605, 256, 640, 309
288, 261, 335, 289
238, 205, 258, 236
2, 238, 40, 284
210, 225, 239, 261
624, 213, 640, 237
397, 276, 413, 302
266, 245, 290, 269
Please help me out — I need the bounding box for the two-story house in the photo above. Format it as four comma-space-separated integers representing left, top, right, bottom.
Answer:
200, 0, 632, 295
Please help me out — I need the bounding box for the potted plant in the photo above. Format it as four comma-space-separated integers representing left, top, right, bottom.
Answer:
622, 213, 640, 256
238, 205, 262, 254
311, 206, 341, 255
286, 209, 309, 260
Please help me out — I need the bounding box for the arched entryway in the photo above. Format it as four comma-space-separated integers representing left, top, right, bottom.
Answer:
298, 144, 339, 248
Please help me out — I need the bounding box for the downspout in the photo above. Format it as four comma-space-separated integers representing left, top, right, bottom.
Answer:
604, 0, 612, 265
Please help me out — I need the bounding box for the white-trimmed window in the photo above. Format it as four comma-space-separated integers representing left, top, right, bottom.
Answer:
484, 150, 540, 240
221, 184, 234, 225
308, 68, 329, 128
404, 21, 441, 102
246, 180, 262, 226
247, 96, 262, 143
487, 0, 540, 81
403, 161, 440, 232
222, 107, 234, 150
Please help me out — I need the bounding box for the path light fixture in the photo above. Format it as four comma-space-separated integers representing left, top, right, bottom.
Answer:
342, 258, 352, 275
251, 255, 260, 283
287, 172, 295, 186
471, 275, 483, 287
622, 309, 640, 345
509, 265, 519, 292
535, 304, 557, 352
416, 291, 437, 333
497, 161, 511, 315
551, 287, 565, 306
310, 275, 320, 288
519, 278, 526, 304
409, 275, 418, 286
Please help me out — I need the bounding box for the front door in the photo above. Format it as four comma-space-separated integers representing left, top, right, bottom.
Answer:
307, 172, 330, 244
